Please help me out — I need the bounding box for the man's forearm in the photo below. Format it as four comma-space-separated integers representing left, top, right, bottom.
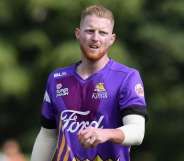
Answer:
30, 127, 57, 161
97, 115, 145, 146
78, 114, 145, 148
101, 128, 125, 144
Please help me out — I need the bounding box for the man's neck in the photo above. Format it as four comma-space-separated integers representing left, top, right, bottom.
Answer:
77, 55, 110, 80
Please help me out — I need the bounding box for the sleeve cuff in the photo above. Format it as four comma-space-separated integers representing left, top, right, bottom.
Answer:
120, 106, 149, 122
41, 115, 57, 129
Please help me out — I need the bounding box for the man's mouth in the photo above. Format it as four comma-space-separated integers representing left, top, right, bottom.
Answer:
89, 44, 100, 49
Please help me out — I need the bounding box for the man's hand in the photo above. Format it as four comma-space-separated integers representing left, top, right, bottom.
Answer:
77, 127, 110, 148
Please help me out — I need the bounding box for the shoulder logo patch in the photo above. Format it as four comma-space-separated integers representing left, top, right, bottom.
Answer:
135, 83, 144, 97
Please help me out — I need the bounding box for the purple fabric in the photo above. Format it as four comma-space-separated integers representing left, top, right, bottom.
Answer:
41, 59, 147, 161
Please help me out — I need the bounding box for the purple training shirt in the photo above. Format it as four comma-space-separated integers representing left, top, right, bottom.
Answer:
41, 59, 147, 161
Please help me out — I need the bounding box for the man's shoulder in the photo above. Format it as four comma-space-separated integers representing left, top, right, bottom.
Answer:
110, 59, 138, 75
48, 64, 75, 79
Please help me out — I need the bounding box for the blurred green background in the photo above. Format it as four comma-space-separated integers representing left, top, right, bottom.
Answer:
0, 0, 183, 160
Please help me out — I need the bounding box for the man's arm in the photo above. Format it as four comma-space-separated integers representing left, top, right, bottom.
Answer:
30, 127, 57, 161
78, 114, 145, 148
118, 114, 145, 145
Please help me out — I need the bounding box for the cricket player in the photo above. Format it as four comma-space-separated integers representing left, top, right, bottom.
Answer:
30, 5, 147, 161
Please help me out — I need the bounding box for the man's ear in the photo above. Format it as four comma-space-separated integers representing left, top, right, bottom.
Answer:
110, 33, 116, 46
75, 28, 80, 40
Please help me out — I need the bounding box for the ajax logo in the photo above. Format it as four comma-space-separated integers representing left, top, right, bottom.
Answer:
94, 83, 106, 92
92, 83, 108, 99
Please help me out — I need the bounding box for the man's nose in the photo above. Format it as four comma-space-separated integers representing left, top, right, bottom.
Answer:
91, 32, 99, 41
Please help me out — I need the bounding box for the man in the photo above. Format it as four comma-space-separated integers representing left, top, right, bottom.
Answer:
31, 5, 147, 161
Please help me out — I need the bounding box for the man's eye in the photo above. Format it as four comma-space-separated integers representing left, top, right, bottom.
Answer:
86, 30, 94, 33
99, 31, 108, 35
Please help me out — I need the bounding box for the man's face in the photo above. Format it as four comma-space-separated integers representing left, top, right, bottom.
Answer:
75, 15, 116, 61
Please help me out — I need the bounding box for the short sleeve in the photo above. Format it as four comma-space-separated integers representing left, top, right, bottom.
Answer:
40, 74, 57, 129
119, 70, 148, 119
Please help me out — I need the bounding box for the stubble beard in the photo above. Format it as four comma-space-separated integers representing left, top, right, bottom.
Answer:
80, 44, 109, 62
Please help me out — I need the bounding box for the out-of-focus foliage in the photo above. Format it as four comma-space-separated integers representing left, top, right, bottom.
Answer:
0, 0, 183, 161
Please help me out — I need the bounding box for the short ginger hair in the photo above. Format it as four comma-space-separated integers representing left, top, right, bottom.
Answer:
80, 5, 114, 27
